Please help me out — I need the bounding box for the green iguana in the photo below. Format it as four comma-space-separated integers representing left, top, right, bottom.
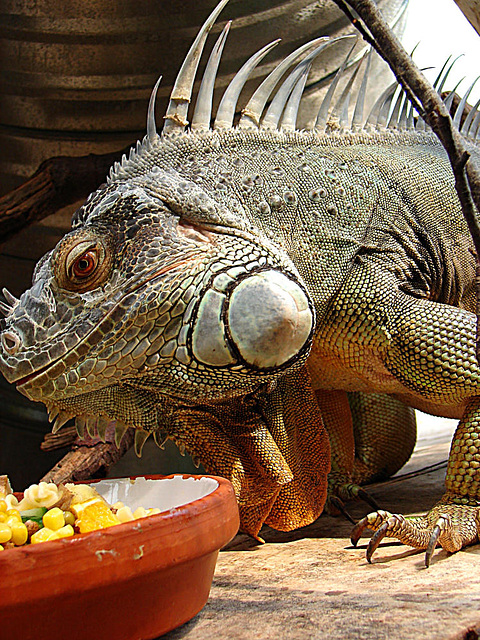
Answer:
1, 0, 479, 566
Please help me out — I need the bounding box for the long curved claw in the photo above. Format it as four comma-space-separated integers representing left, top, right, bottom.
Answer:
366, 521, 390, 563
328, 474, 380, 514
425, 522, 443, 568
356, 487, 380, 511
329, 496, 357, 525
350, 509, 392, 547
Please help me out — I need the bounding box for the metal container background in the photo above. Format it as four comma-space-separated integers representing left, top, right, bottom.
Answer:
0, 0, 407, 192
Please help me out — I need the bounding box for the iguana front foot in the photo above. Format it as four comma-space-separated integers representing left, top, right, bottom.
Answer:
351, 494, 480, 567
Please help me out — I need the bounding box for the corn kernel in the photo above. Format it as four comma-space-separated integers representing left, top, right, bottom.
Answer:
6, 516, 21, 528
116, 506, 134, 523
10, 522, 28, 546
30, 527, 58, 544
43, 507, 65, 531
0, 544, 4, 551
6, 509, 21, 521
0, 513, 6, 523
133, 507, 147, 519
112, 501, 124, 510
145, 508, 161, 516
0, 523, 12, 544
55, 524, 74, 539
0, 500, 7, 512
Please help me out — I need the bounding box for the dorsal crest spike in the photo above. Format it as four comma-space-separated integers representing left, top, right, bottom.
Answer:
455, 77, 480, 129
387, 89, 407, 130
238, 36, 330, 130
329, 57, 363, 130
262, 39, 337, 131
191, 21, 231, 131
280, 59, 312, 132
365, 80, 397, 129
473, 109, 480, 140
162, 0, 230, 135
147, 76, 162, 140
444, 78, 465, 112
435, 54, 463, 94
314, 38, 357, 132
351, 49, 372, 129
463, 96, 480, 138
214, 39, 280, 130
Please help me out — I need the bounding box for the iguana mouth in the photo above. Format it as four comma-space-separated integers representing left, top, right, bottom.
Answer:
16, 365, 52, 388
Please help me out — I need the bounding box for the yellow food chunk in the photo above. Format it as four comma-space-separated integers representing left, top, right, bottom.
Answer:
6, 509, 21, 522
43, 507, 65, 531
116, 506, 134, 523
0, 499, 7, 512
10, 522, 28, 546
0, 513, 6, 523
0, 523, 12, 544
75, 500, 121, 534
55, 524, 74, 539
30, 527, 58, 544
0, 544, 4, 551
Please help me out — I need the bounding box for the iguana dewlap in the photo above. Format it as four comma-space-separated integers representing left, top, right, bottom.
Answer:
1, 0, 480, 563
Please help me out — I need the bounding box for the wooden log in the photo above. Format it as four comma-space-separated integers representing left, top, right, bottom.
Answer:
0, 146, 131, 242
41, 426, 134, 484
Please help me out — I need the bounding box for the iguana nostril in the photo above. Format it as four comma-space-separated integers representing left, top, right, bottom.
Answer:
1, 330, 21, 355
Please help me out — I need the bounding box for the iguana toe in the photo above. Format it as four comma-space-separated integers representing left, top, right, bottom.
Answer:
326, 473, 379, 517
328, 496, 356, 524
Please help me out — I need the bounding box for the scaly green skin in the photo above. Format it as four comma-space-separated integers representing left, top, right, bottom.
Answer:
1, 126, 479, 553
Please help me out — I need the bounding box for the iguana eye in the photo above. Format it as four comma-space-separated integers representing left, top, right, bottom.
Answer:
54, 234, 113, 293
71, 250, 98, 279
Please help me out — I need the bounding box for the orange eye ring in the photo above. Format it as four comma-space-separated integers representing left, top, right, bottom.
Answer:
54, 233, 113, 293
71, 250, 98, 279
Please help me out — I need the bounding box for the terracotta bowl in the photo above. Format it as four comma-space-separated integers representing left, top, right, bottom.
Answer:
1, 474, 239, 640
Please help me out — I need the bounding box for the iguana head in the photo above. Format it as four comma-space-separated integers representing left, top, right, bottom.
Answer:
0, 0, 335, 535
0, 168, 313, 402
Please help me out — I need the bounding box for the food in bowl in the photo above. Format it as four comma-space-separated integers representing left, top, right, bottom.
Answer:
0, 475, 164, 549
